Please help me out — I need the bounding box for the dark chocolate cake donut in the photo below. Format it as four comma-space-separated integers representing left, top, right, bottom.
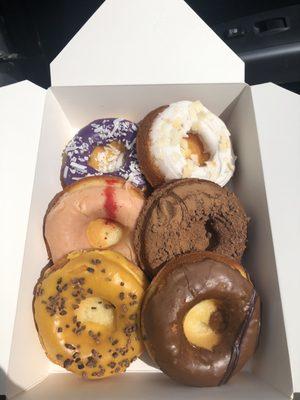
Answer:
134, 179, 248, 277
61, 118, 147, 190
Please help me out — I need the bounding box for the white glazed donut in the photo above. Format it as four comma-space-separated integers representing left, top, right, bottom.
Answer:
137, 101, 236, 187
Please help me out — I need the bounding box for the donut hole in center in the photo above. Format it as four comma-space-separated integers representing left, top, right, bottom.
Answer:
88, 141, 125, 173
183, 299, 228, 351
86, 218, 123, 249
180, 131, 210, 166
76, 296, 116, 335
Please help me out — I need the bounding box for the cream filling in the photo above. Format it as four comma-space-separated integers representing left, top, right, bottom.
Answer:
149, 100, 236, 187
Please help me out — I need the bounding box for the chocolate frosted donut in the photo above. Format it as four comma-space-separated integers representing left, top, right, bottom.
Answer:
141, 251, 260, 387
134, 179, 248, 277
61, 118, 146, 190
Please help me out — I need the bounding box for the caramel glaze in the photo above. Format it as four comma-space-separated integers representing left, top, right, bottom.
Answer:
141, 251, 260, 387
33, 249, 148, 379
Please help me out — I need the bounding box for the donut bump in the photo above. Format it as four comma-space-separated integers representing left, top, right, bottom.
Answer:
183, 299, 224, 351
86, 219, 123, 249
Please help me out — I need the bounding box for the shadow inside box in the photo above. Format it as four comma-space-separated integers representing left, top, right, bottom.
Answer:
0, 366, 23, 400
11, 370, 291, 400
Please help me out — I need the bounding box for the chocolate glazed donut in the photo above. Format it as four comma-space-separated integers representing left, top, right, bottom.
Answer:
134, 179, 248, 277
141, 251, 260, 387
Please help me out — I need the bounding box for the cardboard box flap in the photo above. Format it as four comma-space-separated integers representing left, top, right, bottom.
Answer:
0, 81, 45, 394
251, 83, 300, 393
50, 0, 244, 86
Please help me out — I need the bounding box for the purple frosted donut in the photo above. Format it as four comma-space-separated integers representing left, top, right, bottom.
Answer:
61, 118, 147, 190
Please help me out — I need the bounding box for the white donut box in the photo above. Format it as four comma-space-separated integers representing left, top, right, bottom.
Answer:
0, 0, 299, 399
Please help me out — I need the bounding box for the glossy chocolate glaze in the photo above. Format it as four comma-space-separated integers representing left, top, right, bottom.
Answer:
141, 252, 260, 387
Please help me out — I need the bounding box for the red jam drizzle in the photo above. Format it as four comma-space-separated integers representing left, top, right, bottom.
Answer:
105, 178, 119, 185
104, 185, 117, 220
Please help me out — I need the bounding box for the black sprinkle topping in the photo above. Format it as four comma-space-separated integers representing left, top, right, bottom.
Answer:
63, 359, 73, 368
91, 259, 101, 265
65, 343, 76, 350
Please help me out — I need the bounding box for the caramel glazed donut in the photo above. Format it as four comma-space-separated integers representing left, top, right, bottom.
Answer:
141, 251, 260, 387
33, 249, 148, 379
44, 176, 144, 263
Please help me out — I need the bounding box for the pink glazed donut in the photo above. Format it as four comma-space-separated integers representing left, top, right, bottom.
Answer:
44, 176, 145, 263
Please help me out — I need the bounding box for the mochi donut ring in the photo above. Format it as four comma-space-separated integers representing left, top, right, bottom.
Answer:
44, 176, 144, 263
141, 251, 260, 387
33, 249, 148, 379
137, 101, 235, 188
134, 179, 248, 277
61, 118, 147, 190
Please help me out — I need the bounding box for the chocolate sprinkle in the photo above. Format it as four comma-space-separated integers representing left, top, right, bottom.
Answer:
119, 292, 125, 300
86, 356, 97, 368
65, 343, 76, 350
91, 349, 101, 359
91, 259, 101, 265
63, 359, 73, 368
92, 367, 105, 377
124, 324, 137, 335
87, 267, 95, 273
118, 359, 130, 368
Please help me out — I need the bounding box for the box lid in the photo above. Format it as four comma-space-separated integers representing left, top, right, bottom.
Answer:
50, 0, 244, 86
0, 81, 45, 389
251, 83, 300, 393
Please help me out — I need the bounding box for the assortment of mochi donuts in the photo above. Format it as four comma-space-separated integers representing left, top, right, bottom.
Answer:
33, 100, 261, 387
